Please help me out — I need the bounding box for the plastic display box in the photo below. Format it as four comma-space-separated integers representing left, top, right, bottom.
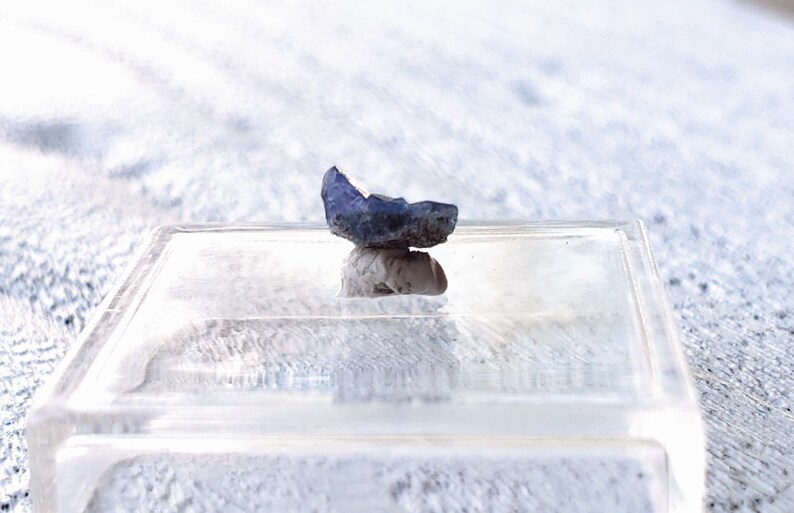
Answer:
28, 222, 704, 513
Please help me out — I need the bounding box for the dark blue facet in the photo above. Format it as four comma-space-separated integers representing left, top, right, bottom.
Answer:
321, 167, 458, 248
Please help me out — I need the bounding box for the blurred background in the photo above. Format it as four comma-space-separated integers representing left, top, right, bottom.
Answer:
0, 0, 792, 512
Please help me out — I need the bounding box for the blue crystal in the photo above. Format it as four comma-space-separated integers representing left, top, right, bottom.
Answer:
321, 167, 458, 248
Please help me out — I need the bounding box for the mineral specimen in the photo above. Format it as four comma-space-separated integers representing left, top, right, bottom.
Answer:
321, 166, 458, 248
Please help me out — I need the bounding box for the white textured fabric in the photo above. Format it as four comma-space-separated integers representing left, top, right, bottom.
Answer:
0, 0, 792, 511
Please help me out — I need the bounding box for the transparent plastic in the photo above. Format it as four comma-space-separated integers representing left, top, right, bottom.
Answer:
28, 222, 705, 513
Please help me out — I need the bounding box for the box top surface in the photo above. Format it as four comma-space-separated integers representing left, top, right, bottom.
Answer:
42, 222, 695, 420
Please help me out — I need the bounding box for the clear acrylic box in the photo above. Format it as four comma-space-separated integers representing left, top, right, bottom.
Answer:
28, 222, 705, 513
